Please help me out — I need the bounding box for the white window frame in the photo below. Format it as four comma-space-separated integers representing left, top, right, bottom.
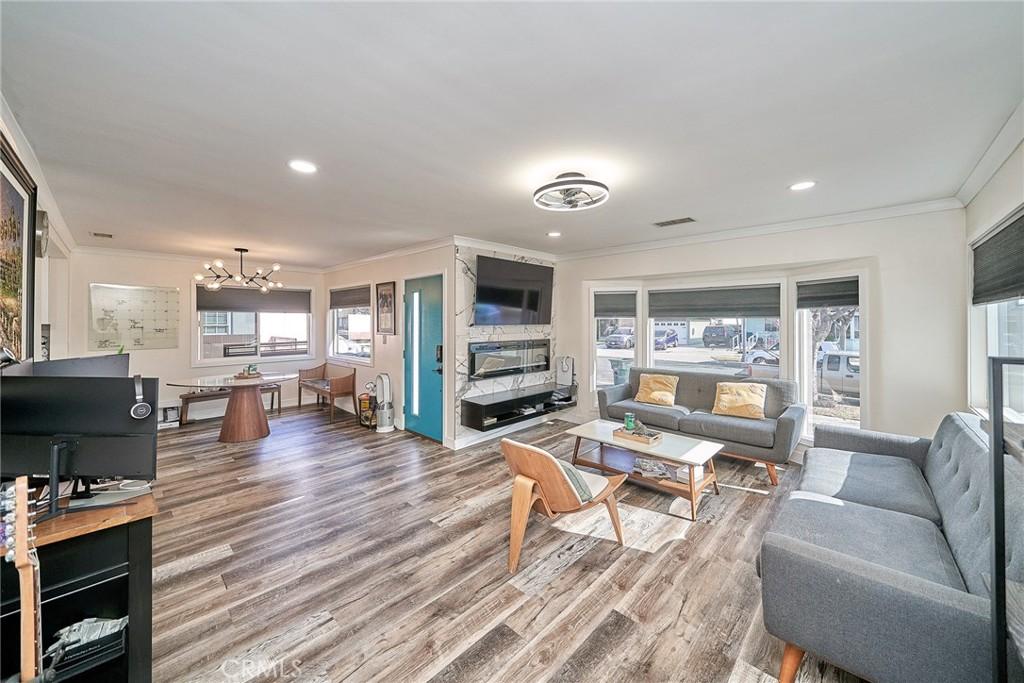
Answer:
190, 285, 315, 368
326, 283, 375, 367
586, 283, 642, 406
968, 203, 1024, 417
788, 266, 871, 436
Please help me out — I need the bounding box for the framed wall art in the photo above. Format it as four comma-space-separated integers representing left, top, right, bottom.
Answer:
0, 132, 37, 361
376, 281, 396, 335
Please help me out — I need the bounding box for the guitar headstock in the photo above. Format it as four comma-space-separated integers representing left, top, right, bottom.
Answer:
1, 477, 37, 569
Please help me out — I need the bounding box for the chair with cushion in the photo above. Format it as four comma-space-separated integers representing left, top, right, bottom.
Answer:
501, 438, 627, 573
298, 363, 357, 423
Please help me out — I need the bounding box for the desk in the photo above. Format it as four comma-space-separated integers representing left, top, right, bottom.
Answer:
0, 494, 157, 682
167, 372, 298, 442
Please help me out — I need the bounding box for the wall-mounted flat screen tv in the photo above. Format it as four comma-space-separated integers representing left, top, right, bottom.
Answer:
473, 256, 553, 326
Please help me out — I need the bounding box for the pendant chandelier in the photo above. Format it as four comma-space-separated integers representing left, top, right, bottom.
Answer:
194, 247, 285, 293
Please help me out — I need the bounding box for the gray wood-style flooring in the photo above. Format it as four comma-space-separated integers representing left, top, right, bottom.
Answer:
152, 409, 862, 682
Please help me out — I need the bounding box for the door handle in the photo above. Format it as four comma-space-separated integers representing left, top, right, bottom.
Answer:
434, 367, 443, 375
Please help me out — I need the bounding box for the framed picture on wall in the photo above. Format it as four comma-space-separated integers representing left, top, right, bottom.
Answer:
1, 132, 37, 361
376, 281, 396, 335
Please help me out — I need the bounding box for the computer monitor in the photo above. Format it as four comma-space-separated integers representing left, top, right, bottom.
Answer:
1, 353, 130, 378
0, 376, 158, 480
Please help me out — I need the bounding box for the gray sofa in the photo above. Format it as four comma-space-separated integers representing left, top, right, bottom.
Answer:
760, 412, 1021, 683
598, 367, 806, 484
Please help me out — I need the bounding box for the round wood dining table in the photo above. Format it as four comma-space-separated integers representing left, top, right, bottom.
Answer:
167, 372, 298, 443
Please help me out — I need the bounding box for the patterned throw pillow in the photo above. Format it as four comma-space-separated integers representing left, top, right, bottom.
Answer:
557, 461, 594, 502
634, 373, 679, 407
712, 382, 768, 420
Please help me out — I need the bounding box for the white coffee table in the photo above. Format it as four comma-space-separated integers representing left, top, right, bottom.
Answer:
565, 419, 723, 521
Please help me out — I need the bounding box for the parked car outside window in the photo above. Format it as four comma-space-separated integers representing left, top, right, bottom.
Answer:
653, 328, 679, 350
702, 324, 741, 348
605, 327, 635, 349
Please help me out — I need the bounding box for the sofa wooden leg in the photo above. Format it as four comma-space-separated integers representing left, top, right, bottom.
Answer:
766, 463, 779, 486
779, 642, 804, 683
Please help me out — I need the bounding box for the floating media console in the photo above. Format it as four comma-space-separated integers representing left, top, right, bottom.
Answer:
467, 339, 550, 381
460, 383, 576, 432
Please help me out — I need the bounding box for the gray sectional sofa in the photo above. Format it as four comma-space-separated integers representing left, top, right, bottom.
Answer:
760, 412, 1020, 683
598, 367, 806, 484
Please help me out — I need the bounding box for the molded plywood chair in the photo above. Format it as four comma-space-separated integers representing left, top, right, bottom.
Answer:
501, 438, 627, 573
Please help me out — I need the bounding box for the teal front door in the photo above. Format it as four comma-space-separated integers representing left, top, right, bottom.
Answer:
404, 274, 444, 441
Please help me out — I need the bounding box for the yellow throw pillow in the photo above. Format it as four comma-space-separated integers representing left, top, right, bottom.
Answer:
634, 373, 679, 407
712, 382, 768, 420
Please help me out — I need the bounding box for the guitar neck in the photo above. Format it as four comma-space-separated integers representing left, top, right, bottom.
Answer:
18, 560, 41, 681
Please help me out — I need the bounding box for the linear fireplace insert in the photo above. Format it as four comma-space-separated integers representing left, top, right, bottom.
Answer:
468, 339, 550, 380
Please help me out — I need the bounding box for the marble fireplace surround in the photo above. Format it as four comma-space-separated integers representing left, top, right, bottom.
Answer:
454, 244, 558, 445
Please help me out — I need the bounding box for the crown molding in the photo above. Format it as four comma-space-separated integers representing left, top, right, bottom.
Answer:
72, 245, 325, 273
451, 235, 558, 263
956, 99, 1024, 206
558, 198, 964, 262
322, 236, 456, 273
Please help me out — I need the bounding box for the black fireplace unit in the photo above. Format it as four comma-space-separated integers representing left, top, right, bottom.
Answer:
468, 339, 550, 381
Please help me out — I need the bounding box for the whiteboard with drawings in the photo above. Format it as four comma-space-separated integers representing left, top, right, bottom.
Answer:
88, 283, 180, 351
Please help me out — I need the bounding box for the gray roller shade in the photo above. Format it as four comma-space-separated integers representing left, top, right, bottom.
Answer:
594, 291, 637, 318
796, 278, 859, 309
648, 285, 780, 319
330, 285, 371, 309
974, 213, 1024, 305
196, 286, 311, 313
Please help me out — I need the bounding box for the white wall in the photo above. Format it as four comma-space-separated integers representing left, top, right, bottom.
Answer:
66, 250, 326, 420
322, 245, 456, 446
556, 208, 969, 438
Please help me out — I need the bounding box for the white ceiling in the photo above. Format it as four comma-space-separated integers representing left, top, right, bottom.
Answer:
2, 2, 1021, 268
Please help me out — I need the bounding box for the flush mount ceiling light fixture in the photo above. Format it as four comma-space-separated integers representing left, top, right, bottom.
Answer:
288, 159, 317, 174
533, 172, 609, 211
789, 180, 816, 191
194, 248, 285, 293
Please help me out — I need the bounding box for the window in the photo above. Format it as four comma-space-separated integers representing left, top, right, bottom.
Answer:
648, 285, 782, 380
593, 291, 637, 388
970, 212, 1024, 417
796, 277, 861, 430
329, 285, 373, 363
195, 286, 311, 362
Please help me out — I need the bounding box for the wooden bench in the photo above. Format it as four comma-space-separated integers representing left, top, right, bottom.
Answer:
179, 384, 282, 425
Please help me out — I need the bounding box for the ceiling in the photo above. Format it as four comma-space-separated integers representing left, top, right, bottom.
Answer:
2, 2, 1021, 268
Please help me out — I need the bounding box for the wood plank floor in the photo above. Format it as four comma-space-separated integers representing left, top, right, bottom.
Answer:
152, 409, 863, 683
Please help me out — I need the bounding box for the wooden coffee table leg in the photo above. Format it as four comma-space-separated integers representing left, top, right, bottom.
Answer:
688, 465, 698, 521
571, 436, 581, 465
220, 385, 271, 443
708, 458, 720, 495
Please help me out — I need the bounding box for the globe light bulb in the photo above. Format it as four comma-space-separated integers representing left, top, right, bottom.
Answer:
205, 281, 221, 291
202, 262, 211, 270
255, 268, 263, 275
234, 274, 242, 282
193, 273, 205, 281
276, 282, 284, 288
260, 285, 269, 293
213, 259, 224, 269
271, 263, 281, 272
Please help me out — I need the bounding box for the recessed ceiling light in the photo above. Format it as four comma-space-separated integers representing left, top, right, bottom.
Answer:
288, 159, 317, 174
547, 231, 562, 238
789, 180, 816, 191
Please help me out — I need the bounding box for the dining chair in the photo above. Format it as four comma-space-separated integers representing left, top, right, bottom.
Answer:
500, 438, 627, 573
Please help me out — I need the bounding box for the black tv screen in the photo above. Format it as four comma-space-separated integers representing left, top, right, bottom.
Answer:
473, 256, 553, 325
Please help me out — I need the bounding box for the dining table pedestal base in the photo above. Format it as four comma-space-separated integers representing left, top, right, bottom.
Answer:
220, 385, 271, 443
